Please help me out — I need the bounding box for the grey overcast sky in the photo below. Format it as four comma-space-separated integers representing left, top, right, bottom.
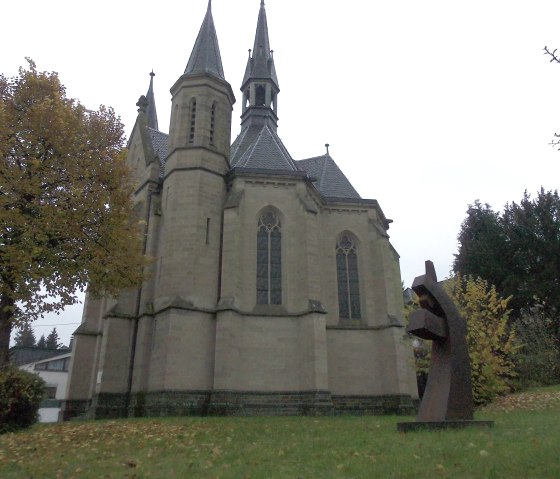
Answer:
3, 0, 560, 345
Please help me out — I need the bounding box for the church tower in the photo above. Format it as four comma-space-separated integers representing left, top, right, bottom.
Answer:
145, 0, 235, 400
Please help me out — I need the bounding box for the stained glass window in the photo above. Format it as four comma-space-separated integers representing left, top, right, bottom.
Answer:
336, 234, 361, 319
257, 210, 282, 304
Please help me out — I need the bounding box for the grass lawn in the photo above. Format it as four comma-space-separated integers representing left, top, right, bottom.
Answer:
1, 385, 559, 479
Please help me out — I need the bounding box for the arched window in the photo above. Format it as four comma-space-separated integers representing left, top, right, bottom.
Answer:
257, 209, 282, 304
255, 84, 266, 107
188, 98, 196, 143
336, 234, 361, 319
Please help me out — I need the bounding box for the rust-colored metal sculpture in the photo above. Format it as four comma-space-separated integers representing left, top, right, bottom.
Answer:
397, 261, 493, 431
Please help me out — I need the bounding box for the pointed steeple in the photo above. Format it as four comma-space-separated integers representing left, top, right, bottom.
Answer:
240, 1, 280, 131
242, 1, 279, 89
145, 70, 159, 131
184, 0, 225, 80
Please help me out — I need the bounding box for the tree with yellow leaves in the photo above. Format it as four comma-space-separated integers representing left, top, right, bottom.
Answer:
408, 275, 519, 406
443, 275, 519, 405
0, 60, 146, 366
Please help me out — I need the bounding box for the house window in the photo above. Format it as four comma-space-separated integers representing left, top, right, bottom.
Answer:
336, 234, 361, 319
44, 386, 57, 399
35, 357, 70, 372
188, 98, 197, 143
257, 210, 282, 304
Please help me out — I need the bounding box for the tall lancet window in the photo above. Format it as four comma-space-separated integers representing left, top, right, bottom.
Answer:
188, 98, 197, 143
257, 209, 282, 304
336, 234, 361, 319
209, 103, 216, 145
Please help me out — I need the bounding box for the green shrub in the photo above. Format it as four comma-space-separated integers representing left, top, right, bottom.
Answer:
0, 367, 45, 434
514, 311, 560, 388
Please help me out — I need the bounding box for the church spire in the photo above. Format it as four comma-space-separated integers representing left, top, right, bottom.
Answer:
145, 70, 159, 131
184, 0, 225, 80
242, 1, 279, 89
240, 1, 280, 130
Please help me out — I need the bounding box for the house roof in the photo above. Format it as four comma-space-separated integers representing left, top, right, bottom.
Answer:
184, 0, 225, 80
9, 347, 71, 367
297, 154, 361, 199
230, 124, 300, 171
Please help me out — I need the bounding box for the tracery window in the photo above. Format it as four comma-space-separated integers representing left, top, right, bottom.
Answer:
336, 234, 361, 319
257, 210, 282, 304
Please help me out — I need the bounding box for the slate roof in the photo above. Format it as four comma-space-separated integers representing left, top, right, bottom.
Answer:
297, 154, 361, 199
148, 128, 168, 162
184, 1, 225, 80
230, 124, 299, 171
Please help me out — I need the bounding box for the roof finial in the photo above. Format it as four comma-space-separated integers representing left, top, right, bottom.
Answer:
150, 69, 155, 78
261, 0, 265, 5
136, 95, 148, 113
208, 0, 212, 11
325, 143, 330, 155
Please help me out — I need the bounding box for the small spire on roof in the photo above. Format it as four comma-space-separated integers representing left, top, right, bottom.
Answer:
145, 71, 159, 130
325, 143, 330, 156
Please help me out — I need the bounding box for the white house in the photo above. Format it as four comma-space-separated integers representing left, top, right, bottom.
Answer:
19, 351, 72, 423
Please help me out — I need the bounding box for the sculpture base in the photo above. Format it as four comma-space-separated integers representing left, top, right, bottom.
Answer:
397, 420, 494, 432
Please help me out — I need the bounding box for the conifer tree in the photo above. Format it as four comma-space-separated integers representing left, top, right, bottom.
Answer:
37, 335, 46, 349
45, 328, 62, 349
13, 324, 37, 347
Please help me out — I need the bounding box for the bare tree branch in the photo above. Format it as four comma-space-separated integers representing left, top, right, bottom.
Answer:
544, 46, 560, 64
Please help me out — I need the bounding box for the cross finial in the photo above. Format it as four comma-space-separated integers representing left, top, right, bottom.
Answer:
325, 143, 330, 155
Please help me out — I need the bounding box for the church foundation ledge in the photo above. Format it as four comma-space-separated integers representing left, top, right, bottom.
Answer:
208, 389, 334, 416
64, 392, 417, 420
326, 324, 404, 331
331, 394, 417, 416
60, 399, 92, 421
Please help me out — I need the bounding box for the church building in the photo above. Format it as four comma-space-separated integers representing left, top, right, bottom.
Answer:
63, 0, 418, 419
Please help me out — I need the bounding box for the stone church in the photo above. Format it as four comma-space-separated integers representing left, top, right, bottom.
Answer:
63, 0, 418, 419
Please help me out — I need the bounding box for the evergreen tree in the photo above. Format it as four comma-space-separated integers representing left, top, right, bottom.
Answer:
37, 335, 46, 349
454, 189, 560, 337
45, 328, 62, 349
453, 201, 510, 293
13, 324, 37, 347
